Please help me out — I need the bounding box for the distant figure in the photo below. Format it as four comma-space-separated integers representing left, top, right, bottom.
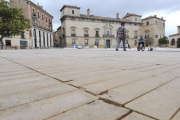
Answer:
116, 22, 126, 51
138, 35, 145, 48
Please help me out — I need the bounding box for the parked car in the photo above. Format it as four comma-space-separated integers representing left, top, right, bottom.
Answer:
71, 44, 78, 48
77, 45, 82, 49
122, 44, 131, 49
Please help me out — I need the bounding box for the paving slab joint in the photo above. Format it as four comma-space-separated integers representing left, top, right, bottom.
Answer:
170, 107, 180, 120
117, 111, 132, 120
99, 97, 123, 107
123, 76, 179, 106
124, 107, 159, 120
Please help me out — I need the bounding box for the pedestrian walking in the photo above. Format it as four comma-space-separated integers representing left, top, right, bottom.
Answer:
116, 22, 127, 51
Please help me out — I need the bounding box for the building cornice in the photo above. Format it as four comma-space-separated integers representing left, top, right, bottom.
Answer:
169, 34, 180, 37
60, 15, 143, 25
142, 16, 165, 21
60, 5, 80, 12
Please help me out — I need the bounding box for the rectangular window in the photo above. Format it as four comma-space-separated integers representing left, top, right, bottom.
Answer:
85, 30, 88, 35
96, 31, 99, 36
147, 21, 149, 25
21, 33, 25, 39
72, 10, 74, 14
42, 14, 44, 20
85, 39, 88, 45
135, 18, 137, 21
72, 30, 75, 34
46, 17, 47, 22
72, 39, 76, 44
107, 31, 110, 36
5, 40, 11, 46
163, 23, 165, 27
134, 33, 137, 38
38, 12, 40, 18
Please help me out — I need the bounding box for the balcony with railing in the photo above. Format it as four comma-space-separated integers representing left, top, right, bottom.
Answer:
71, 33, 76, 37
103, 34, 114, 38
134, 36, 138, 39
145, 35, 149, 38
84, 34, 89, 37
95, 34, 100, 38
33, 12, 36, 16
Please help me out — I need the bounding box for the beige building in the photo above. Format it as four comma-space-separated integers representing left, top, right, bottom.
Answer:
169, 26, 180, 48
54, 27, 62, 47
0, 0, 53, 49
59, 5, 166, 48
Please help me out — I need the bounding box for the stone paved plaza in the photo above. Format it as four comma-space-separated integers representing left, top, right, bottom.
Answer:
0, 48, 180, 120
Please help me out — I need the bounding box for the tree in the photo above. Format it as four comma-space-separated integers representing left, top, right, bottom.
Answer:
145, 38, 153, 47
158, 38, 169, 46
0, 0, 30, 49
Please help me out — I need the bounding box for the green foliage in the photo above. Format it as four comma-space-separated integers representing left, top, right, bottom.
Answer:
0, 0, 30, 48
158, 38, 169, 45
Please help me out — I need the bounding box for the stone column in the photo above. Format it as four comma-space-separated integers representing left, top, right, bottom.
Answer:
41, 31, 43, 49
45, 31, 47, 48
48, 32, 50, 48
36, 29, 39, 48
31, 27, 34, 49
51, 33, 54, 48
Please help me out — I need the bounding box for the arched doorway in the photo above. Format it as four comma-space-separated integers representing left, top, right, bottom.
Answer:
171, 39, 175, 46
177, 38, 180, 48
106, 40, 110, 48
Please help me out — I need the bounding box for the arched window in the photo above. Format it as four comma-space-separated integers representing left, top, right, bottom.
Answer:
171, 39, 175, 46
145, 30, 150, 38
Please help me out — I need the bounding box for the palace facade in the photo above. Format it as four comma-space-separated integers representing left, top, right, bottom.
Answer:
57, 5, 166, 48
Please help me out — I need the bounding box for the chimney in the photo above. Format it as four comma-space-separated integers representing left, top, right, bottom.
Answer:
116, 13, 119, 19
87, 9, 90, 17
178, 26, 180, 34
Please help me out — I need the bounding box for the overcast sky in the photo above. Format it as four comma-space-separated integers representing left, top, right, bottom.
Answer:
7, 0, 180, 37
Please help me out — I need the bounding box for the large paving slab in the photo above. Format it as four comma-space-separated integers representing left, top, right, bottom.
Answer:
100, 73, 178, 105
0, 84, 77, 111
82, 72, 157, 95
0, 78, 61, 96
126, 77, 180, 120
122, 112, 155, 120
0, 90, 97, 120
47, 100, 129, 120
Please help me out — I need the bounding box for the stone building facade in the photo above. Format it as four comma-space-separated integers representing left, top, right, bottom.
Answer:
169, 26, 180, 48
59, 5, 166, 48
1, 0, 53, 49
